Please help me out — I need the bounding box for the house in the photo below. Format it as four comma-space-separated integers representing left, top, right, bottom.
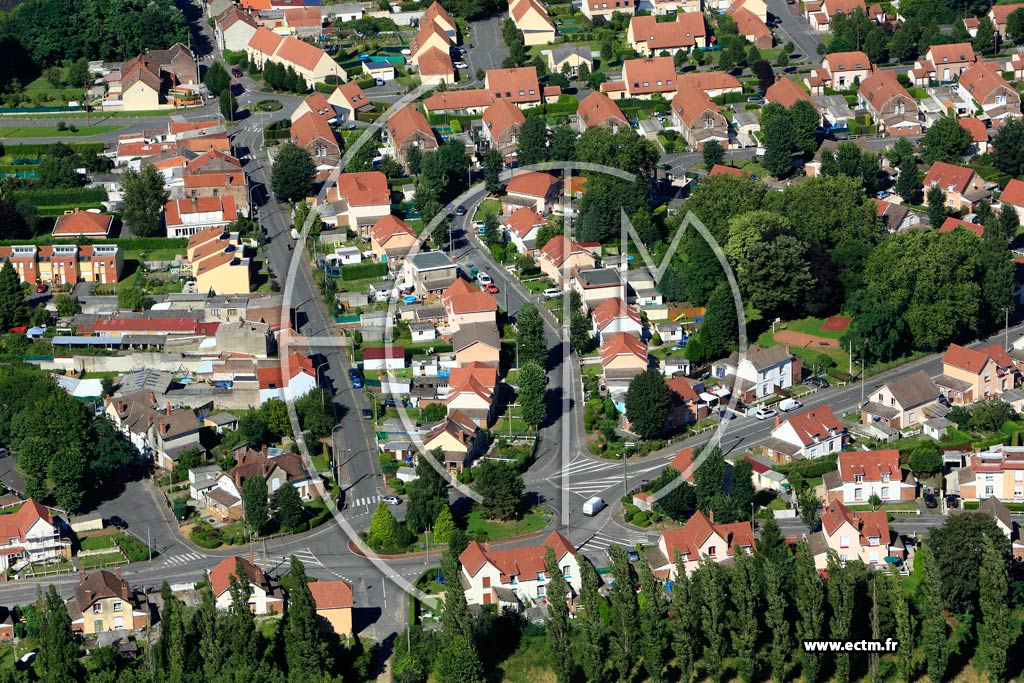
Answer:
671, 85, 730, 151
858, 71, 921, 135
861, 370, 942, 433
939, 216, 984, 237
191, 237, 251, 296
509, 0, 557, 46
482, 99, 526, 162
410, 19, 452, 65
580, 0, 635, 20
328, 82, 373, 124
460, 531, 580, 608
676, 72, 744, 98
216, 6, 259, 51
601, 332, 649, 392
422, 89, 494, 116
762, 405, 844, 464
989, 2, 1024, 38
573, 267, 624, 310
609, 57, 677, 100
749, 454, 788, 492
936, 342, 1018, 404
957, 62, 1021, 124
575, 92, 628, 133
402, 250, 458, 296
730, 6, 772, 49
71, 570, 150, 635
1000, 178, 1024, 223
504, 171, 560, 214
811, 500, 903, 569
909, 43, 976, 86
591, 297, 643, 342
210, 556, 285, 615
765, 76, 817, 113
423, 410, 484, 472
370, 214, 418, 262
309, 581, 354, 636
364, 346, 407, 371
823, 450, 917, 504
112, 44, 200, 110
209, 447, 321, 520
164, 196, 238, 238
246, 28, 346, 88
257, 352, 317, 403
0, 499, 70, 572
873, 198, 921, 232
950, 445, 1024, 502
0, 242, 125, 286
105, 392, 204, 469
922, 161, 989, 212
181, 149, 250, 214
821, 51, 873, 90
546, 44, 591, 78
52, 210, 114, 239
442, 278, 498, 332
978, 496, 1024, 559
485, 67, 543, 108
959, 117, 990, 154
710, 345, 797, 402
627, 14, 706, 57
416, 46, 456, 86
505, 207, 547, 256
452, 322, 501, 368
331, 171, 391, 234
647, 511, 755, 579
362, 59, 395, 82
290, 109, 341, 172
189, 465, 222, 503
666, 376, 710, 429
708, 164, 744, 178
538, 235, 597, 287
385, 106, 438, 171
806, 0, 866, 32
445, 362, 499, 427
669, 447, 697, 481
730, 0, 767, 21
647, 0, 701, 14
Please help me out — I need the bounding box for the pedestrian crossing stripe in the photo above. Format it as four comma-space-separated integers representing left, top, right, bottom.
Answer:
162, 552, 205, 566
255, 547, 324, 569
350, 495, 381, 508
577, 531, 651, 553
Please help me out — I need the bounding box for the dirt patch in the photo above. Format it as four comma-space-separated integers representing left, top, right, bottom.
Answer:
774, 330, 841, 349
822, 315, 852, 332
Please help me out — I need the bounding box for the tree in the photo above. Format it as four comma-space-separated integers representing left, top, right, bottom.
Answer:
54, 294, 79, 317
282, 556, 328, 680
49, 445, 86, 511
1001, 203, 1020, 236
205, 61, 230, 96
432, 504, 455, 544
274, 483, 304, 531
517, 114, 548, 167
242, 475, 269, 534
271, 143, 316, 203
219, 88, 237, 121
434, 635, 485, 683
37, 585, 80, 683
973, 16, 996, 54
731, 551, 762, 683
927, 184, 947, 227
481, 212, 501, 247
518, 361, 548, 428
544, 546, 574, 683
550, 125, 576, 161
794, 541, 826, 683
790, 99, 821, 156
607, 545, 639, 679
694, 446, 726, 513
697, 560, 728, 683
928, 512, 1010, 614
918, 543, 948, 683
698, 280, 738, 359
623, 369, 671, 439
992, 118, 1024, 176
764, 560, 791, 683
977, 534, 1012, 683
121, 165, 167, 237
406, 448, 449, 533
117, 286, 147, 312
886, 136, 917, 168
421, 402, 447, 422
885, 570, 913, 683
577, 558, 607, 683
515, 302, 547, 369
261, 398, 291, 438
440, 546, 472, 640
482, 147, 503, 193
0, 262, 26, 331
473, 461, 523, 520
1007, 8, 1024, 44
760, 103, 793, 177
637, 557, 667, 683
669, 560, 697, 682
920, 115, 971, 164
68, 57, 91, 87
908, 442, 941, 473
730, 458, 755, 519
568, 291, 592, 355
894, 155, 920, 203
826, 554, 856, 683
702, 139, 724, 169
757, 517, 790, 566
368, 501, 404, 549
238, 410, 269, 447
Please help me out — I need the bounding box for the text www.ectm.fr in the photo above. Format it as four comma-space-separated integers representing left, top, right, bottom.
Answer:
803, 639, 899, 653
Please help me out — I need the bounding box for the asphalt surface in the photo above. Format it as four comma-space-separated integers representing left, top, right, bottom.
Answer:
766, 0, 822, 63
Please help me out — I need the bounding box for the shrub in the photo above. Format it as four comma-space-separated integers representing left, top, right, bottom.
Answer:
114, 533, 151, 562
190, 522, 223, 549
341, 260, 388, 280
632, 511, 650, 527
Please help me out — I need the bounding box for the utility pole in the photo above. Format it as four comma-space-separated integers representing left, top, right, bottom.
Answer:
1005, 306, 1010, 349
147, 526, 151, 562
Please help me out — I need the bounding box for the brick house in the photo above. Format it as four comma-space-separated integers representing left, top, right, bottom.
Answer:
823, 450, 917, 504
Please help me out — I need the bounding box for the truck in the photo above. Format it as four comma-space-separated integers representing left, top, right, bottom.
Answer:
582, 496, 607, 517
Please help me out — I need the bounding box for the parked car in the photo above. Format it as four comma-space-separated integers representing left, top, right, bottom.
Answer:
753, 407, 778, 420
231, 68, 243, 77
382, 496, 402, 505
485, 283, 499, 294
360, 408, 373, 419
625, 547, 640, 562
455, 205, 467, 216
400, 48, 411, 55
35, 283, 46, 294
374, 78, 385, 86
778, 398, 802, 412
349, 367, 364, 388
543, 288, 562, 299
805, 376, 830, 389
455, 61, 468, 69
108, 516, 128, 530
924, 493, 938, 508
746, 96, 764, 104
945, 494, 959, 509
477, 272, 492, 285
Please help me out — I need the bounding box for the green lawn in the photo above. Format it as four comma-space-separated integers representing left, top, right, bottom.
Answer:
0, 124, 122, 138
464, 505, 550, 542
79, 551, 126, 569
847, 502, 919, 512
473, 199, 501, 221
78, 533, 117, 551
780, 317, 847, 340
311, 452, 331, 473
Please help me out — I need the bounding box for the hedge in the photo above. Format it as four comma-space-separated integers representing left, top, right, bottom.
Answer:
223, 49, 246, 65
340, 261, 388, 280
963, 500, 1024, 511
13, 186, 106, 205
314, 81, 335, 94
3, 142, 104, 156
427, 112, 480, 129
774, 454, 838, 478
357, 109, 384, 123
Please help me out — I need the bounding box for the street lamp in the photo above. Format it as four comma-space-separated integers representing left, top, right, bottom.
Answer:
330, 422, 345, 487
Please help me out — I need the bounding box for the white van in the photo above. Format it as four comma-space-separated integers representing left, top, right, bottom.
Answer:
779, 398, 803, 412
582, 496, 607, 516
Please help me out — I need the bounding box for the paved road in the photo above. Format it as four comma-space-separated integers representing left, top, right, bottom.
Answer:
767, 0, 822, 63
467, 17, 508, 74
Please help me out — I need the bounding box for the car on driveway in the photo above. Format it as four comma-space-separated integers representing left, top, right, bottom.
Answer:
945, 494, 959, 509
543, 288, 562, 299
108, 516, 128, 530
485, 283, 499, 294
35, 283, 47, 294
805, 376, 830, 389
753, 407, 778, 420
625, 547, 640, 562
924, 493, 938, 508
454, 61, 468, 69
231, 68, 243, 78
382, 496, 402, 505
746, 96, 764, 104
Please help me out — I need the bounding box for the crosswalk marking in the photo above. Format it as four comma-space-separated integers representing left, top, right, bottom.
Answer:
577, 530, 652, 554
254, 547, 324, 570
349, 495, 381, 508
551, 456, 667, 499
162, 552, 205, 567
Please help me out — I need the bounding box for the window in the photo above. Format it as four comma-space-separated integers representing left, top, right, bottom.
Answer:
880, 486, 889, 499
482, 576, 491, 587
537, 584, 546, 598
881, 473, 890, 483
908, 412, 915, 424
537, 571, 546, 581
854, 474, 863, 483
92, 604, 103, 614
986, 485, 995, 496
708, 545, 716, 557
854, 487, 863, 500
1016, 471, 1023, 482
113, 601, 123, 612
562, 564, 571, 577
839, 535, 849, 548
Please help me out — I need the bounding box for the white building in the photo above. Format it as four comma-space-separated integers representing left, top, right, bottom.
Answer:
711, 345, 796, 402
763, 406, 845, 464
459, 531, 581, 609
0, 499, 69, 572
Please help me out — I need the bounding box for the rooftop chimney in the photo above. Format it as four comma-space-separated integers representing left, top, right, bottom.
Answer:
115, 566, 122, 579
709, 509, 715, 524
774, 414, 781, 428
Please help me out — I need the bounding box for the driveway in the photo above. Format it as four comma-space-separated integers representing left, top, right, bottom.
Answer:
766, 0, 822, 63
467, 17, 508, 74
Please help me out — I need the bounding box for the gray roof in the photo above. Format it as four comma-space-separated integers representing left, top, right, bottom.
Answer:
452, 322, 501, 352
726, 345, 791, 371
934, 374, 973, 392
807, 531, 828, 557
550, 43, 592, 64
979, 496, 1013, 531
206, 413, 238, 426
822, 469, 842, 491
118, 370, 174, 395
409, 321, 436, 332
577, 267, 621, 288
885, 370, 939, 409
407, 250, 454, 271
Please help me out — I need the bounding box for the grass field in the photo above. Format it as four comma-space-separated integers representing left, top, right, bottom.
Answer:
779, 317, 847, 340
464, 505, 550, 542
0, 124, 122, 138
78, 533, 117, 551
79, 550, 125, 569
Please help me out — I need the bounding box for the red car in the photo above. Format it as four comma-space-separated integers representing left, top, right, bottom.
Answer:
485, 283, 499, 294
231, 68, 243, 78
35, 283, 46, 294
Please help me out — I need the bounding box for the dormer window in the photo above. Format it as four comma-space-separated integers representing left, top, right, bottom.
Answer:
854, 474, 863, 483
537, 570, 545, 580
881, 473, 890, 483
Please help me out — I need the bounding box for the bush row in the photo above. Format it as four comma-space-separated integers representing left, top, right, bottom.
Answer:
4, 142, 103, 156
340, 260, 388, 280
13, 186, 106, 205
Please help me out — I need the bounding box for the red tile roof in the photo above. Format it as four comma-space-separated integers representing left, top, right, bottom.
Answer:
600, 332, 648, 366
291, 110, 338, 152
459, 531, 575, 582
52, 210, 113, 237
424, 0, 456, 29
926, 42, 976, 67
486, 67, 542, 104
386, 106, 435, 148
836, 450, 900, 484
363, 346, 405, 360
256, 352, 314, 389
506, 170, 557, 198
283, 6, 322, 28
446, 363, 497, 402
991, 2, 1024, 26
939, 216, 984, 237
708, 164, 743, 177
592, 296, 641, 331
442, 278, 498, 315
676, 71, 743, 94
669, 447, 696, 482
164, 196, 238, 227
821, 500, 889, 544
370, 214, 416, 244
417, 46, 454, 76
576, 91, 628, 129
483, 99, 525, 140
822, 0, 865, 17
505, 207, 547, 238
275, 35, 330, 71
824, 50, 872, 75
660, 510, 755, 560
765, 76, 815, 108
90, 317, 200, 333
731, 6, 770, 41
334, 81, 370, 111
630, 15, 703, 50
671, 84, 721, 127
623, 56, 677, 96
959, 116, 989, 142
959, 61, 1013, 103
210, 556, 269, 597
858, 70, 912, 111
778, 406, 842, 446
539, 235, 592, 267
337, 171, 390, 207
248, 27, 284, 55
0, 499, 53, 543
666, 376, 701, 404
309, 580, 354, 609
943, 342, 1013, 373
422, 89, 493, 112
922, 161, 978, 194
1002, 178, 1024, 207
